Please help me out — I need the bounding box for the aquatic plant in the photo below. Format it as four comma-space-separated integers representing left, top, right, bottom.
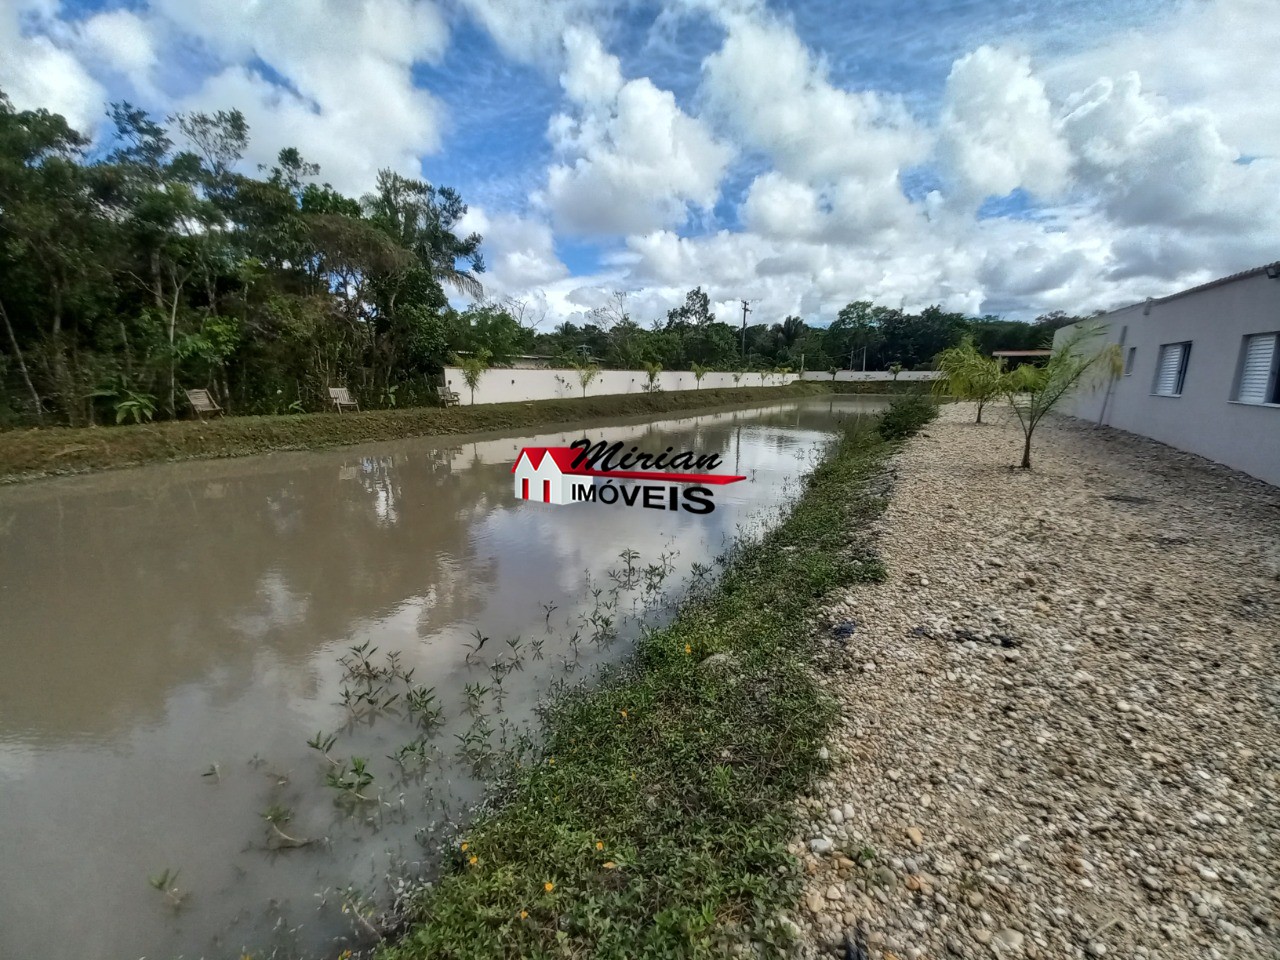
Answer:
464, 628, 489, 665
326, 757, 375, 802
404, 686, 444, 729
307, 730, 341, 765
262, 805, 312, 847
147, 868, 186, 908
463, 682, 490, 717
389, 735, 433, 770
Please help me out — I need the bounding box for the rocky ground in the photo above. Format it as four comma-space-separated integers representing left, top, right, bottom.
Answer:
789, 404, 1279, 960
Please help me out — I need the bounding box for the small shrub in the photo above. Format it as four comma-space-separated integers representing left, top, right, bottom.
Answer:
876, 392, 938, 441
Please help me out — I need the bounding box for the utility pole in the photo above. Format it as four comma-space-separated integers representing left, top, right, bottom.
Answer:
739, 299, 751, 359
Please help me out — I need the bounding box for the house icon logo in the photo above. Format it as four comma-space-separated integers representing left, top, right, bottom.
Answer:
511, 441, 745, 514
511, 447, 591, 505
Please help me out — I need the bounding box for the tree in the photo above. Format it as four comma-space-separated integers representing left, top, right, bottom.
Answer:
453, 350, 489, 405
573, 360, 600, 398
1004, 324, 1122, 469
691, 362, 709, 389
934, 337, 1005, 423
664, 287, 713, 330
642, 361, 662, 393
889, 362, 903, 381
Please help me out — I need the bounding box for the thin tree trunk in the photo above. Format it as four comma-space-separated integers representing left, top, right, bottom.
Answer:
975, 398, 984, 424
0, 297, 43, 419
1020, 431, 1033, 469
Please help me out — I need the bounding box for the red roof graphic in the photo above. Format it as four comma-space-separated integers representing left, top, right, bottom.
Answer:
511, 447, 580, 473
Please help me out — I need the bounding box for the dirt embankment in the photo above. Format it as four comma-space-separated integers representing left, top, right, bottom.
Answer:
0, 383, 844, 483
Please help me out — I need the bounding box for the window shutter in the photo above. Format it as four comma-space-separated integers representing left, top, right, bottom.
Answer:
1237, 334, 1276, 404
1155, 344, 1184, 395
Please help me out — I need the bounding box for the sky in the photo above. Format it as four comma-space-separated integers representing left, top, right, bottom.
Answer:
2, 0, 1278, 328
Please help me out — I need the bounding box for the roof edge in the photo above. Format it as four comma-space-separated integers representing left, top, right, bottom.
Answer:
1110, 260, 1280, 315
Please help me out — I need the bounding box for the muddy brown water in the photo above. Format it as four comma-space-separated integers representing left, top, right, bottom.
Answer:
0, 397, 883, 960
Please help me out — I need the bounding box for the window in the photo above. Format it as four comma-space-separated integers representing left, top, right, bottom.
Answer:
1152, 342, 1191, 396
1233, 333, 1279, 405
1124, 346, 1136, 375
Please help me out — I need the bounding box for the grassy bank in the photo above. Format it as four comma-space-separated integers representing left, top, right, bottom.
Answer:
825, 379, 938, 394
380, 401, 934, 960
0, 382, 831, 483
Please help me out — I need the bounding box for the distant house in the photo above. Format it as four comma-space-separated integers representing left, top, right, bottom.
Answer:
511, 447, 594, 505
992, 349, 1052, 369
1055, 262, 1280, 487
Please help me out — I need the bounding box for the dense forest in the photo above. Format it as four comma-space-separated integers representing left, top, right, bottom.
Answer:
0, 89, 1082, 427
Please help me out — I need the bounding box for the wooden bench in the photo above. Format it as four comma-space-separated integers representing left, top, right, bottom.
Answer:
185, 388, 223, 420
442, 390, 461, 407
328, 386, 360, 413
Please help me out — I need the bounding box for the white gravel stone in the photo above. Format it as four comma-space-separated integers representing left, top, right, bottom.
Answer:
788, 405, 1280, 960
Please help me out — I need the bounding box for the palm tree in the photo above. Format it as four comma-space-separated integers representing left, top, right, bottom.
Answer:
934, 337, 1004, 423
1005, 324, 1122, 468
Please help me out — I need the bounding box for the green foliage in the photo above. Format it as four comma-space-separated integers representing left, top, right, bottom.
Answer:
876, 391, 939, 441
114, 389, 156, 424
642, 361, 662, 393
0, 89, 485, 425
934, 337, 1005, 422
453, 350, 490, 404
690, 362, 709, 388
380, 417, 893, 960
1004, 323, 1123, 469
573, 361, 601, 398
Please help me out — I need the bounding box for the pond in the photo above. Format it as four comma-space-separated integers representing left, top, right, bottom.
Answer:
0, 396, 883, 960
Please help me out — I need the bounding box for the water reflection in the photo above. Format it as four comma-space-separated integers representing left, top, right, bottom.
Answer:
0, 396, 880, 960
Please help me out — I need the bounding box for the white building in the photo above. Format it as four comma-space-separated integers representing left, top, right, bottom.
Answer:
1055, 262, 1280, 487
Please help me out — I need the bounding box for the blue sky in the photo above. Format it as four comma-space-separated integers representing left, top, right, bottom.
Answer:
3, 0, 1277, 325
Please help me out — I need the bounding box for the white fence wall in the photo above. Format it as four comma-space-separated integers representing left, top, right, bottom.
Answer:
443, 367, 801, 405
800, 370, 942, 383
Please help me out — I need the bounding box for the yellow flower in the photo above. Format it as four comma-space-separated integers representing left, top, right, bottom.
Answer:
468, 855, 478, 866
595, 840, 604, 850
544, 881, 555, 893
620, 709, 628, 719
684, 644, 691, 655
460, 841, 468, 852
603, 861, 617, 869
548, 757, 555, 766
520, 910, 528, 920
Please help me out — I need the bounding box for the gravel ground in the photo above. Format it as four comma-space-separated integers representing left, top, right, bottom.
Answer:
789, 403, 1280, 960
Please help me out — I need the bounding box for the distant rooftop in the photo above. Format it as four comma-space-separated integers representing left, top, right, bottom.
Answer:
993, 349, 1052, 357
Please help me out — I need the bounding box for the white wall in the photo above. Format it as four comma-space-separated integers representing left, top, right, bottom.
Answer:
1055, 268, 1280, 487
800, 370, 942, 382
443, 367, 800, 405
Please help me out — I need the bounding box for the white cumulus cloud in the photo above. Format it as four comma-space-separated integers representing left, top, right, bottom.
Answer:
542, 28, 733, 235
938, 45, 1072, 202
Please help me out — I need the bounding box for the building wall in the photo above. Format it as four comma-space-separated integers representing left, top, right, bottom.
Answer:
1054, 270, 1280, 487
442, 367, 799, 405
